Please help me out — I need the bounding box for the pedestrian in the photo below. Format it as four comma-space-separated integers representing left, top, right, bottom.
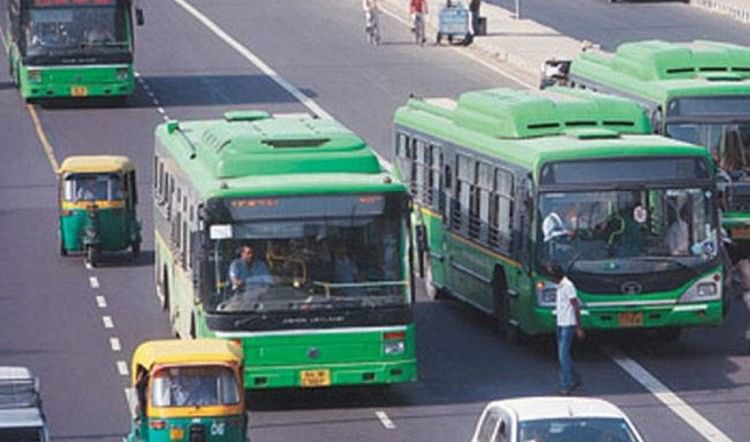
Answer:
469, 0, 481, 35
548, 262, 584, 395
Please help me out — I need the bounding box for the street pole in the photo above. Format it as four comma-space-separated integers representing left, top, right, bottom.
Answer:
515, 0, 521, 19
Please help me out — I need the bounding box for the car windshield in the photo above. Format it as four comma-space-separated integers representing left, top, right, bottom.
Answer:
63, 173, 122, 202
519, 417, 638, 442
22, 6, 128, 56
150, 366, 240, 408
538, 188, 717, 273
206, 214, 408, 313
666, 123, 750, 180
0, 428, 44, 442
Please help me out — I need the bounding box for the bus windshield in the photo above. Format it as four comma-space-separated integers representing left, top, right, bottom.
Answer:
206, 215, 408, 314
150, 366, 240, 408
538, 187, 718, 273
666, 123, 750, 179
22, 5, 129, 56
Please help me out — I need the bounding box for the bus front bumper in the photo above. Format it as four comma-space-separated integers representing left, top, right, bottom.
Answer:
531, 300, 723, 333
20, 66, 134, 99
244, 359, 418, 389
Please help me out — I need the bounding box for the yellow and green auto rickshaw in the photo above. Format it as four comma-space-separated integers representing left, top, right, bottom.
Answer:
58, 155, 141, 267
125, 340, 248, 442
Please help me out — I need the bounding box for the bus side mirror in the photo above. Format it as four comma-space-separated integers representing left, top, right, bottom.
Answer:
135, 8, 145, 26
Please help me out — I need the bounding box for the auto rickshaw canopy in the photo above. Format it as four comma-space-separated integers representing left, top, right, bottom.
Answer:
130, 339, 243, 384
58, 155, 135, 175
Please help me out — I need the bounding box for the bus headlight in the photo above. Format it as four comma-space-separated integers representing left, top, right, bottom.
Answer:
384, 341, 405, 355
535, 281, 556, 307
679, 274, 721, 303
27, 69, 42, 83
116, 67, 130, 81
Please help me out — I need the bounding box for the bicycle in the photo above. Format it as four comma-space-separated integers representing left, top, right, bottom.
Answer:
365, 11, 381, 46
412, 12, 426, 46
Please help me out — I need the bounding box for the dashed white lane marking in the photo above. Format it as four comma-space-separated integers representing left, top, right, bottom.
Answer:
117, 360, 129, 376
173, 0, 332, 121
89, 276, 100, 289
95, 296, 107, 308
102, 316, 114, 329
605, 346, 732, 442
156, 107, 166, 115
375, 411, 396, 430
85, 261, 94, 270
110, 337, 122, 352
125, 388, 137, 419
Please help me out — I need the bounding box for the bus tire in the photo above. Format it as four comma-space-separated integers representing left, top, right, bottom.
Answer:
189, 317, 196, 339
131, 241, 140, 258
424, 257, 442, 300
493, 269, 524, 345
161, 267, 170, 312
654, 327, 681, 342
59, 237, 67, 256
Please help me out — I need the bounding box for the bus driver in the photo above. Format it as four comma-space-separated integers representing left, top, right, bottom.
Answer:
229, 244, 273, 291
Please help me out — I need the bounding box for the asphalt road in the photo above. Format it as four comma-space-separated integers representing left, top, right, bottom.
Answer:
1, 0, 750, 441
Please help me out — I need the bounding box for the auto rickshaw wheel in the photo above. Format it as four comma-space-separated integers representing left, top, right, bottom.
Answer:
86, 246, 99, 268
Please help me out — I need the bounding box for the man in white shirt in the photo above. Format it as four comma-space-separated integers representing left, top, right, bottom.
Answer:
549, 262, 584, 395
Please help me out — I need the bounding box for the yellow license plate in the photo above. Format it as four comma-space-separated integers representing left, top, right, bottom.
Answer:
731, 226, 750, 239
618, 312, 643, 327
71, 85, 88, 97
300, 369, 331, 388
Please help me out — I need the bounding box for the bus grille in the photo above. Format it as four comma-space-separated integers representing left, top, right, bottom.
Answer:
569, 268, 694, 295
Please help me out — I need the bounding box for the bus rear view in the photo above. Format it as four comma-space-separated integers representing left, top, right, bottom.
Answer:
5, 0, 143, 101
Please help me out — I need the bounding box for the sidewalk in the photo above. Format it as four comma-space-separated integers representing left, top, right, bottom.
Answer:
689, 0, 750, 24
380, 0, 585, 85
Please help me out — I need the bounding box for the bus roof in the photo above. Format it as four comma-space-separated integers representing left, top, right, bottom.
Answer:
156, 112, 402, 199
394, 88, 709, 173
131, 339, 242, 384
571, 40, 750, 102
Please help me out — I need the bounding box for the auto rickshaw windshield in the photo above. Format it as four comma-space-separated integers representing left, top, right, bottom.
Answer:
63, 173, 122, 202
150, 366, 240, 408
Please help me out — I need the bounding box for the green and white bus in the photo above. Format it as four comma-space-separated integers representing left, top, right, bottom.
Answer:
543, 40, 750, 249
395, 88, 725, 342
4, 0, 144, 101
153, 111, 417, 389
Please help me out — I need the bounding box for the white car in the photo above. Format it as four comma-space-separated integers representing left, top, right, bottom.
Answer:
471, 396, 644, 442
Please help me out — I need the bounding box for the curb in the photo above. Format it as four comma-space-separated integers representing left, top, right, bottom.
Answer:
689, 0, 750, 24
379, 0, 543, 81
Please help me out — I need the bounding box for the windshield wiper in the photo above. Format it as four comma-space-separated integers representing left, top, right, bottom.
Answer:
624, 256, 701, 280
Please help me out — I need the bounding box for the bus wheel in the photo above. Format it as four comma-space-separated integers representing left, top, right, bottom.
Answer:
654, 327, 681, 342
131, 241, 140, 259
161, 268, 170, 311
59, 238, 67, 256
424, 258, 442, 300
86, 246, 98, 268
493, 271, 524, 345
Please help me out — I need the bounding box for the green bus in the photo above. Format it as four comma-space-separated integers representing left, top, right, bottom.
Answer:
395, 87, 725, 342
153, 111, 417, 389
544, 40, 750, 249
4, 0, 144, 101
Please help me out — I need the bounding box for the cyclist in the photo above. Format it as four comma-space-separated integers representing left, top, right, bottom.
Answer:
410, 0, 428, 44
363, 0, 381, 44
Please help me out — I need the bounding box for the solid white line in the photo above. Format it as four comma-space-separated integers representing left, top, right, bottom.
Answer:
375, 410, 396, 430
124, 388, 137, 420
95, 296, 107, 308
102, 316, 114, 329
604, 346, 732, 442
89, 276, 100, 289
173, 0, 332, 121
117, 360, 129, 376
172, 0, 393, 170
110, 337, 122, 352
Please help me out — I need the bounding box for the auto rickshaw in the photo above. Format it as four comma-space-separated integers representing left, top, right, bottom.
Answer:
57, 155, 141, 267
125, 340, 248, 442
